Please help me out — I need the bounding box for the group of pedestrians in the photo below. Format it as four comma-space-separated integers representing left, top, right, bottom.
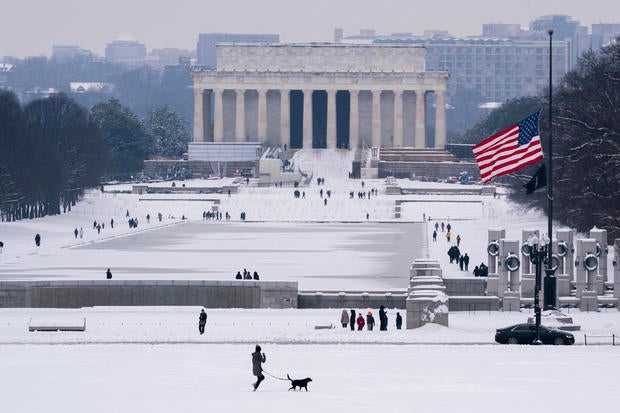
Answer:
235, 268, 260, 280
447, 245, 470, 271
340, 305, 401, 331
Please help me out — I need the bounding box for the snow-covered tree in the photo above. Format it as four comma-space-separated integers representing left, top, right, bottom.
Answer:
144, 106, 190, 158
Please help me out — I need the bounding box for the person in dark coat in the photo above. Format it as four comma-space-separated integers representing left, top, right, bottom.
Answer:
446, 223, 452, 232
34, 233, 41, 247
366, 311, 375, 331
252, 345, 266, 391
74, 228, 78, 239
198, 309, 207, 334
235, 271, 242, 280
349, 309, 356, 331
432, 230, 437, 242
479, 263, 489, 277
459, 255, 464, 271
473, 266, 480, 277
395, 312, 403, 330
106, 268, 112, 279
379, 305, 388, 331
463, 253, 470, 271
253, 271, 260, 280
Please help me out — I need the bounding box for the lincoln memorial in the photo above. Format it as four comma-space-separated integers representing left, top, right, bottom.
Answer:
192, 43, 448, 150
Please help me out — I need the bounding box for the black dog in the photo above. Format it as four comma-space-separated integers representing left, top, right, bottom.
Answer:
287, 374, 312, 391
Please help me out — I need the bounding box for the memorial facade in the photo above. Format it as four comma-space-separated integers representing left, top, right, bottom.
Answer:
192, 44, 449, 150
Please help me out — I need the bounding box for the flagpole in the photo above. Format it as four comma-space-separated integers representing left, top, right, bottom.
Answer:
545, 28, 557, 309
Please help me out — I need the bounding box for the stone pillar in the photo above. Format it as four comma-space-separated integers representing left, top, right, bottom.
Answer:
614, 239, 620, 300
257, 89, 267, 142
302, 89, 313, 149
235, 89, 245, 142
213, 88, 224, 142
326, 89, 337, 149
349, 90, 359, 150
393, 90, 404, 148
193, 89, 204, 142
280, 89, 290, 147
371, 90, 381, 148
415, 90, 426, 148
434, 90, 447, 149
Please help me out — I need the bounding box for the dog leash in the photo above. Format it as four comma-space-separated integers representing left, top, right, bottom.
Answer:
262, 369, 288, 381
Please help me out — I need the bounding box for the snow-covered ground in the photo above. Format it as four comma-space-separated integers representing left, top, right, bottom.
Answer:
1, 152, 618, 412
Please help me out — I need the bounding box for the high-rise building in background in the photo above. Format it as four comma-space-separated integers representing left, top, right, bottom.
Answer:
196, 33, 279, 67
591, 23, 620, 48
105, 36, 147, 66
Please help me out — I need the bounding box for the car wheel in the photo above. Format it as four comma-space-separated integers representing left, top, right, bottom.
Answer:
553, 337, 565, 345
507, 337, 519, 345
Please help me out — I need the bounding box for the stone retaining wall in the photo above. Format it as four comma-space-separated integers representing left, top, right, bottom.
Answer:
0, 280, 298, 309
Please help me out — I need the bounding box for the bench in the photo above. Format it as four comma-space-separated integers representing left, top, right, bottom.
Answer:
29, 317, 86, 332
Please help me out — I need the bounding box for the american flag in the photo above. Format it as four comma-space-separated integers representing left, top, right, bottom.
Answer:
472, 111, 544, 183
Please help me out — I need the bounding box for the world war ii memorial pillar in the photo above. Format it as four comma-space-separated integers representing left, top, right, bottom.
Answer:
499, 239, 521, 311
554, 229, 575, 298
486, 229, 505, 297
575, 238, 599, 311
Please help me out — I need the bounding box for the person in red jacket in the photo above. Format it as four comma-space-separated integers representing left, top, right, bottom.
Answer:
356, 313, 365, 331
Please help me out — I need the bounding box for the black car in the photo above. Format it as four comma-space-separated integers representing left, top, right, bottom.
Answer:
495, 323, 575, 345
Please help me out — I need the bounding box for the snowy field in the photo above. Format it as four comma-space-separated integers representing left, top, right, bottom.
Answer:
1, 169, 618, 412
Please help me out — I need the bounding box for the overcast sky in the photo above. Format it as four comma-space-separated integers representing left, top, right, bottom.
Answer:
3, 0, 619, 57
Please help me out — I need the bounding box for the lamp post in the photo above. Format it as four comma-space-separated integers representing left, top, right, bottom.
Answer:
528, 234, 550, 345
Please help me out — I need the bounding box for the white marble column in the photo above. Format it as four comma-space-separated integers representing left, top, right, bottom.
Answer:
235, 89, 245, 142
280, 89, 290, 147
434, 90, 447, 149
349, 90, 359, 150
371, 90, 382, 148
193, 89, 204, 142
326, 89, 337, 149
213, 88, 224, 143
257, 89, 267, 142
415, 89, 426, 148
302, 89, 313, 149
393, 90, 404, 148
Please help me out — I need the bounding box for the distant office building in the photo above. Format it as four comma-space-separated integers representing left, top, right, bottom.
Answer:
528, 15, 589, 67
482, 24, 522, 38
339, 25, 569, 103
196, 33, 279, 67
421, 38, 569, 102
148, 48, 193, 68
105, 35, 147, 66
591, 23, 620, 47
52, 45, 92, 60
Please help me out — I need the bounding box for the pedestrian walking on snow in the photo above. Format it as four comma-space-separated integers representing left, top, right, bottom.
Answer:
74, 228, 78, 239
106, 268, 112, 279
356, 313, 365, 330
79, 227, 83, 239
340, 309, 349, 328
456, 234, 461, 246
34, 233, 41, 247
446, 231, 451, 242
396, 312, 403, 330
198, 309, 207, 334
349, 309, 356, 331
432, 230, 437, 242
252, 345, 267, 391
379, 305, 388, 331
366, 311, 375, 331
